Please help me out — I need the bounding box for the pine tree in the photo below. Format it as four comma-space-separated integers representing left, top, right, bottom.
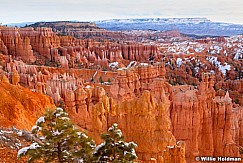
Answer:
94, 124, 137, 163
18, 108, 95, 163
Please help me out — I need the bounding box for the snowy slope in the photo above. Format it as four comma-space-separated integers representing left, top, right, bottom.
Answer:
96, 18, 243, 36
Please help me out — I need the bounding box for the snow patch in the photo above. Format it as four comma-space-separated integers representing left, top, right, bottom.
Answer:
17, 131, 23, 136
85, 85, 91, 89
82, 133, 88, 139
176, 58, 183, 67
233, 49, 243, 60
118, 67, 127, 70
53, 130, 62, 136
194, 67, 200, 73
60, 117, 70, 121
210, 70, 215, 74
0, 130, 13, 134
109, 62, 119, 68
95, 142, 105, 152
36, 116, 45, 124
56, 107, 63, 112
206, 56, 231, 76
55, 113, 61, 117
139, 63, 148, 67
116, 129, 122, 137
127, 61, 137, 68
31, 125, 38, 132
18, 143, 40, 157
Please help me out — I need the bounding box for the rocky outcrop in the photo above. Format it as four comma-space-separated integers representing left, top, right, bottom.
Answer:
0, 27, 36, 63
0, 81, 55, 130
163, 141, 186, 163
10, 68, 20, 85
231, 106, 243, 148
170, 73, 240, 162
215, 79, 243, 105
19, 27, 60, 60
108, 62, 167, 102
3, 58, 242, 162
4, 60, 168, 104
120, 43, 158, 62
1, 26, 162, 70
0, 37, 8, 55
108, 90, 185, 162
1, 24, 243, 163
0, 77, 186, 162
66, 85, 186, 162
28, 21, 131, 41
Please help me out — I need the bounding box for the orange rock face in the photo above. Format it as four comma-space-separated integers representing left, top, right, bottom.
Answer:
1, 24, 243, 163
0, 68, 185, 162
232, 106, 243, 148
19, 27, 60, 60
66, 86, 186, 162
0, 81, 55, 130
1, 26, 161, 71
3, 56, 243, 163
170, 74, 240, 162
215, 79, 243, 105
108, 91, 183, 162
3, 57, 242, 162
0, 27, 36, 63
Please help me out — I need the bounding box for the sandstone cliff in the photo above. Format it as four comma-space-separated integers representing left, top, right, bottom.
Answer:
2, 58, 243, 162
0, 27, 36, 63
1, 25, 243, 163
170, 73, 240, 162
0, 80, 55, 130
66, 86, 186, 163
1, 26, 161, 70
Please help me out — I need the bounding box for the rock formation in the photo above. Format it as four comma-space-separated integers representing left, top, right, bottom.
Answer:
66, 85, 186, 162
232, 106, 243, 148
19, 27, 60, 60
0, 27, 36, 63
0, 81, 55, 130
108, 90, 185, 162
170, 73, 240, 162
1, 26, 162, 71
215, 79, 243, 105
1, 25, 243, 163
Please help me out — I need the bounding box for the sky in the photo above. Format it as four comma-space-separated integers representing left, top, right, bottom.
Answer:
0, 0, 243, 24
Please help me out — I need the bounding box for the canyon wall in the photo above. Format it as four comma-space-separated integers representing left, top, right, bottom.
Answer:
2, 58, 242, 162
170, 73, 240, 162
0, 71, 186, 162
66, 86, 186, 162
0, 26, 159, 70
1, 59, 186, 162
215, 79, 243, 105
1, 26, 243, 162
0, 79, 55, 130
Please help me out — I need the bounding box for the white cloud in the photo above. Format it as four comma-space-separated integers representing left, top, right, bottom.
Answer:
0, 0, 242, 24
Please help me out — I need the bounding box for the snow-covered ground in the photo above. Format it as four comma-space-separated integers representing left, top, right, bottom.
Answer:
206, 56, 231, 76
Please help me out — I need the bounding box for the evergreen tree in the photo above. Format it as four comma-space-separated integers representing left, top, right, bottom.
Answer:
18, 108, 95, 163
99, 76, 104, 84
94, 124, 137, 163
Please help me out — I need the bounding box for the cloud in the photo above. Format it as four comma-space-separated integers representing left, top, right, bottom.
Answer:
0, 0, 242, 24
